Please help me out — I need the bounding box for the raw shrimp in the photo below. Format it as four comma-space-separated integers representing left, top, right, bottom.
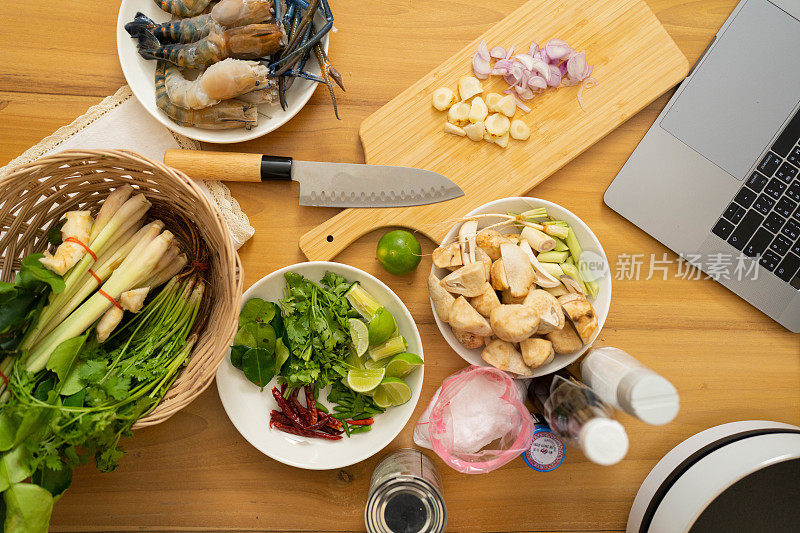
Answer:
126, 1, 274, 44
212, 0, 274, 27
138, 23, 285, 69
237, 84, 278, 104
126, 12, 221, 44
155, 61, 258, 129
164, 58, 270, 109
154, 0, 212, 18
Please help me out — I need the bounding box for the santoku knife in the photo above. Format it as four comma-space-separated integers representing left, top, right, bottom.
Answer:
163, 149, 464, 208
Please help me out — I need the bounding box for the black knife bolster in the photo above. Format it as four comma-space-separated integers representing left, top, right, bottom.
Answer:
260, 155, 293, 181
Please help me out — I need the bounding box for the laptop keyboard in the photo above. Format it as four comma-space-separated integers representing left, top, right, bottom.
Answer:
712, 106, 800, 289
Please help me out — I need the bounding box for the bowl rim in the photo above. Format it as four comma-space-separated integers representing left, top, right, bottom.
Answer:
216, 261, 425, 470
429, 196, 612, 379
116, 0, 329, 144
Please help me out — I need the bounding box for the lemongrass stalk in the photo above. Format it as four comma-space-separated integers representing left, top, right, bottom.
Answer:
26, 231, 174, 372
23, 195, 151, 348
19, 222, 141, 350
89, 185, 133, 243
137, 253, 187, 290
136, 241, 179, 286
29, 222, 163, 346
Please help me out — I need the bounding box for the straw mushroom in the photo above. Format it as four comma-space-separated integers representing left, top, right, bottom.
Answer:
470, 283, 501, 318
475, 247, 492, 279
458, 219, 479, 266
518, 241, 562, 289
501, 290, 526, 304
476, 229, 509, 260
452, 328, 485, 349
546, 322, 583, 354
500, 243, 534, 298
520, 338, 555, 369
433, 242, 462, 270
481, 339, 534, 376
441, 262, 487, 297
428, 273, 456, 323
523, 289, 564, 334
449, 296, 493, 336
545, 285, 569, 298
558, 293, 599, 342
489, 304, 540, 343
490, 259, 510, 291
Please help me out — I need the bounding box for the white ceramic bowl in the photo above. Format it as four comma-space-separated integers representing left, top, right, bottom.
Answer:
117, 0, 328, 143
430, 197, 612, 378
216, 262, 424, 470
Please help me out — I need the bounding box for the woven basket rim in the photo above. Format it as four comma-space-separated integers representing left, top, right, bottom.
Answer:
0, 149, 243, 428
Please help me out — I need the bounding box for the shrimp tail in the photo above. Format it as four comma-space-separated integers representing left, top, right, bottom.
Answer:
124, 12, 157, 38
136, 29, 162, 60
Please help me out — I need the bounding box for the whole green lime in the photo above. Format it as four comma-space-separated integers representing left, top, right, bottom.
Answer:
376, 230, 421, 275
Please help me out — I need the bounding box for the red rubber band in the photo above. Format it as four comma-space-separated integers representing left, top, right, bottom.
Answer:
0, 369, 8, 389
64, 237, 97, 261
99, 289, 123, 311
88, 269, 102, 285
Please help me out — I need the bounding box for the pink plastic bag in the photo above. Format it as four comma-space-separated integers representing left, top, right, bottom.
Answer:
413, 366, 535, 474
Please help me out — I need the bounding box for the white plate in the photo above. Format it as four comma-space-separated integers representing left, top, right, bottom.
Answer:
216, 262, 424, 470
116, 0, 328, 143
430, 197, 612, 378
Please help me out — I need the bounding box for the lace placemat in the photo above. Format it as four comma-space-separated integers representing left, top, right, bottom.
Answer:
0, 86, 255, 248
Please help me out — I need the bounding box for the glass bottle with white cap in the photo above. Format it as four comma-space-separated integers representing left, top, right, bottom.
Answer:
580, 347, 680, 426
529, 372, 629, 466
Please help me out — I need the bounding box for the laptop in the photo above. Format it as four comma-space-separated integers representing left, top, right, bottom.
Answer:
604, 0, 800, 332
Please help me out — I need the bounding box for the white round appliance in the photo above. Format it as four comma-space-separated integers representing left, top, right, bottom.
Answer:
628, 420, 800, 533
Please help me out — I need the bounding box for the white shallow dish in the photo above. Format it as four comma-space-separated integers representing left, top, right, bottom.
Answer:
430, 197, 612, 378
216, 262, 424, 470
117, 0, 328, 143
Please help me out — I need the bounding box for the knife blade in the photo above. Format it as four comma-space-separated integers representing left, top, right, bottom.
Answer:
163, 149, 464, 208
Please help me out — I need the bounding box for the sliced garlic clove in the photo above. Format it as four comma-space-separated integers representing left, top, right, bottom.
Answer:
444, 122, 466, 136
469, 96, 488, 123
457, 76, 483, 101
485, 92, 503, 112
493, 132, 510, 148
432, 87, 457, 111
464, 121, 485, 141
510, 119, 531, 141
497, 94, 517, 118
485, 113, 511, 137
447, 102, 471, 126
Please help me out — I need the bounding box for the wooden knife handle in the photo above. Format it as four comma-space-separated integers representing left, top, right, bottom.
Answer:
163, 149, 293, 182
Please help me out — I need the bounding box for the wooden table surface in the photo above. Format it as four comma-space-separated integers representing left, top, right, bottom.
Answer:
1, 0, 798, 531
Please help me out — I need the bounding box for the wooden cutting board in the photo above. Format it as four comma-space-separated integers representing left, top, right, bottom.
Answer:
299, 0, 689, 260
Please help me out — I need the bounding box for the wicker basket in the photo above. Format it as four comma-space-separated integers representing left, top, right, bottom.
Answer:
0, 149, 243, 428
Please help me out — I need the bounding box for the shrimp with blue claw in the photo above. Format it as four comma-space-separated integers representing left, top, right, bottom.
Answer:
137, 23, 285, 69
127, 0, 275, 44
155, 61, 258, 129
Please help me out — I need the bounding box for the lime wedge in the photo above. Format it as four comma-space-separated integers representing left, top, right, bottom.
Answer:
345, 346, 365, 370
348, 318, 369, 357
368, 308, 397, 346
364, 356, 390, 370
346, 368, 385, 393
385, 353, 424, 378
377, 376, 413, 406
371, 387, 393, 408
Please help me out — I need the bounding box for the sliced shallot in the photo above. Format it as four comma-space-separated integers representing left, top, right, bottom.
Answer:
490, 46, 507, 59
